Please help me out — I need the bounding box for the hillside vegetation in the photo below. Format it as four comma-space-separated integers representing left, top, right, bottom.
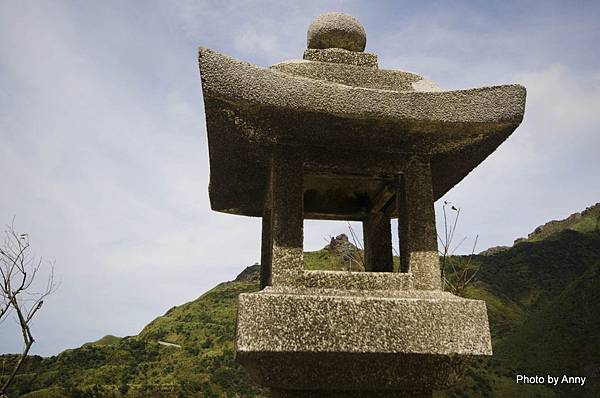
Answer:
1, 204, 599, 397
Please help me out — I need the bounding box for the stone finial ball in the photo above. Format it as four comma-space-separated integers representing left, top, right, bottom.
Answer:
307, 12, 366, 52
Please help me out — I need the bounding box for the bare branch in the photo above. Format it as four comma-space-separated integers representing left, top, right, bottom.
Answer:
0, 301, 9, 320
438, 203, 480, 296
346, 222, 365, 272
0, 220, 57, 395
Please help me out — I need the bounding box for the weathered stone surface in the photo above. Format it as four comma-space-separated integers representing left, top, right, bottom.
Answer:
198, 47, 525, 218
237, 289, 492, 355
301, 270, 413, 290
270, 147, 304, 286
200, 49, 524, 126
273, 58, 429, 89
302, 48, 378, 68
397, 161, 442, 288
238, 352, 466, 392
260, 209, 272, 289
363, 213, 393, 272
307, 12, 367, 52
327, 233, 360, 267
236, 289, 491, 390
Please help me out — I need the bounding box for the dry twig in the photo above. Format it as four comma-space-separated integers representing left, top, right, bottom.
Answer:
0, 219, 57, 395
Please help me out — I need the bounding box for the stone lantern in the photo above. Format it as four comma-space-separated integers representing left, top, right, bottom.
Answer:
198, 12, 525, 397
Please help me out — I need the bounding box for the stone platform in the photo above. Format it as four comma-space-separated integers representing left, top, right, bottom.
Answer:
236, 288, 492, 392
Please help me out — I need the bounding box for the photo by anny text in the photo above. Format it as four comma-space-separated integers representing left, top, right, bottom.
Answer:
516, 374, 587, 386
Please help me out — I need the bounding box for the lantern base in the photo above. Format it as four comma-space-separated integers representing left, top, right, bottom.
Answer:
235, 288, 491, 392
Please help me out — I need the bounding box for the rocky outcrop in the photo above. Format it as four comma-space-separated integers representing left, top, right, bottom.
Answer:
327, 233, 360, 261
235, 263, 260, 282
479, 246, 510, 256
526, 202, 600, 241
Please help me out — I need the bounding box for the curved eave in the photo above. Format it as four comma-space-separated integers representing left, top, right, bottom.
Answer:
198, 47, 527, 218
198, 47, 526, 129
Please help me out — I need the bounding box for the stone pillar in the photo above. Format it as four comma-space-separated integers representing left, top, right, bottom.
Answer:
396, 175, 409, 273
260, 203, 272, 289
270, 147, 304, 286
397, 161, 441, 290
363, 212, 393, 272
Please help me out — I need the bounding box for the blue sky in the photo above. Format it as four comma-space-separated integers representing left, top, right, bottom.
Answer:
1, 1, 599, 355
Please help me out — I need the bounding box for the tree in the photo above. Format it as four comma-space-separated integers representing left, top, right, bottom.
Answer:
0, 219, 57, 396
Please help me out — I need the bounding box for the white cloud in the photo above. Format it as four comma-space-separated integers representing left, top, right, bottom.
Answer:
437, 63, 600, 250
233, 27, 281, 57
514, 65, 600, 137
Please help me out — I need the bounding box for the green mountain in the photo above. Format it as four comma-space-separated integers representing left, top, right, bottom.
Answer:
0, 275, 266, 398
441, 203, 600, 398
81, 335, 122, 348
519, 203, 600, 243
1, 204, 599, 397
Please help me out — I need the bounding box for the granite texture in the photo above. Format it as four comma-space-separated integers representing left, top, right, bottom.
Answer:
236, 289, 491, 390
363, 212, 393, 272
272, 58, 429, 89
198, 47, 525, 218
302, 48, 378, 68
237, 290, 492, 354
307, 12, 367, 52
300, 269, 413, 290
269, 147, 304, 286
260, 207, 273, 289
199, 48, 525, 125
239, 351, 467, 392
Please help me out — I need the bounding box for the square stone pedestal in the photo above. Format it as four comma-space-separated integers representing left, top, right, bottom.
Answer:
236, 288, 492, 396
